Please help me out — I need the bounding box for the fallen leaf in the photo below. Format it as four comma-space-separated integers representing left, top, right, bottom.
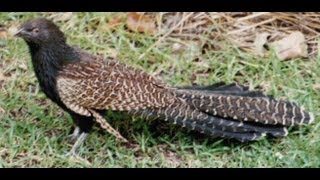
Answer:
126, 12, 157, 34
271, 31, 308, 60
254, 32, 270, 56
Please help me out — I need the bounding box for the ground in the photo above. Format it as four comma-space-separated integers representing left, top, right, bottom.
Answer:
0, 12, 319, 167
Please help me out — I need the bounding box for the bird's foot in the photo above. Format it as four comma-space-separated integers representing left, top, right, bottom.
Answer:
64, 132, 91, 163
66, 132, 88, 156
67, 126, 81, 142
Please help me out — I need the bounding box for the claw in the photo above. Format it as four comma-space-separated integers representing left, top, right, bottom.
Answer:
66, 132, 88, 156
67, 126, 81, 142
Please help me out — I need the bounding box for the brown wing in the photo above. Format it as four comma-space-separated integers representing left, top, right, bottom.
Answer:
56, 54, 175, 116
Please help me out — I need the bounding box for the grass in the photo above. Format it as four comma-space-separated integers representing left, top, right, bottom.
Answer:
0, 12, 319, 167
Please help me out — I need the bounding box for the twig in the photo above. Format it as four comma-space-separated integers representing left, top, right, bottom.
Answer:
236, 12, 271, 22
227, 18, 277, 35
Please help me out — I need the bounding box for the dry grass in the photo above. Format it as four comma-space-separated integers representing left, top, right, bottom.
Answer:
149, 12, 320, 57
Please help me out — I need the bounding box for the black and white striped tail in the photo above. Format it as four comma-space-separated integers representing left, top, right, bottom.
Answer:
130, 100, 289, 142
130, 83, 313, 142
174, 89, 314, 127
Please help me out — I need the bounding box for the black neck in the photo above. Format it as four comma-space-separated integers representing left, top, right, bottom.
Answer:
28, 41, 79, 67
28, 41, 78, 106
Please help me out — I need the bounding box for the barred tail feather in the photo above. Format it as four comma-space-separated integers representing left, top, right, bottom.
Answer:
130, 100, 288, 142
175, 89, 313, 126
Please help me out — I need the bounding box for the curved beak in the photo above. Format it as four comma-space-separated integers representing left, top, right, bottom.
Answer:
14, 28, 27, 37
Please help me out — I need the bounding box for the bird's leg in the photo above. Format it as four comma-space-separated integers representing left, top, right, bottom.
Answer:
67, 126, 81, 142
67, 132, 89, 156
65, 113, 94, 157
68, 112, 94, 143
89, 110, 129, 143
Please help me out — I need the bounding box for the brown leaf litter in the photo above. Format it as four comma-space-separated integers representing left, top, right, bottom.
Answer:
126, 12, 157, 34
106, 12, 320, 60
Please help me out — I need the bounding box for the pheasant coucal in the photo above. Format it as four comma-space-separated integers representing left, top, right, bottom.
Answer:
15, 18, 314, 155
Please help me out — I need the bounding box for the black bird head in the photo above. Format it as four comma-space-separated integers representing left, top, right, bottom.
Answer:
15, 18, 66, 46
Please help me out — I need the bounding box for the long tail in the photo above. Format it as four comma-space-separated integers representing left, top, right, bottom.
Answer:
131, 83, 314, 142
174, 84, 314, 126
133, 101, 290, 142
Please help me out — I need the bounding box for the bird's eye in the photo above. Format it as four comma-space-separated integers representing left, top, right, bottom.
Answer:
32, 28, 39, 33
